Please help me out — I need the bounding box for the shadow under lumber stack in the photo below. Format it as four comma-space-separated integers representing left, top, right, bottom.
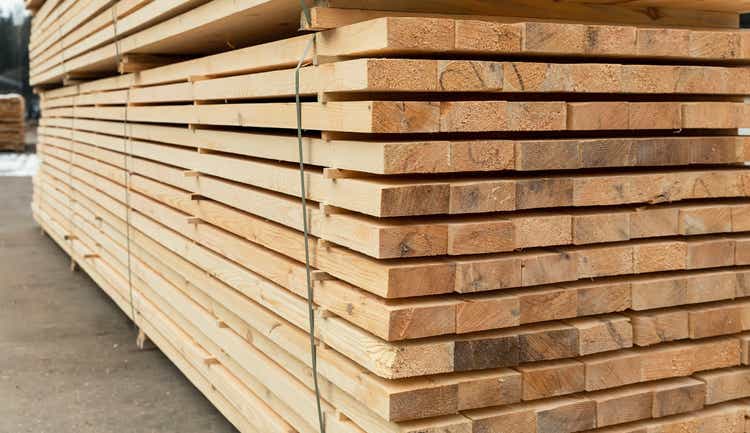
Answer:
28, 0, 750, 432
0, 94, 25, 151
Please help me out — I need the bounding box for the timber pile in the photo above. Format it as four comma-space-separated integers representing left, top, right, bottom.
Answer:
29, 1, 750, 432
0, 94, 25, 152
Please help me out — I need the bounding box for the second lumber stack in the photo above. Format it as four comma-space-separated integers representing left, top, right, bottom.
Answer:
0, 94, 24, 151
30, 1, 750, 433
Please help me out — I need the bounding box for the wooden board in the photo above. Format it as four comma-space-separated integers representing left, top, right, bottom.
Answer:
310, 2, 746, 27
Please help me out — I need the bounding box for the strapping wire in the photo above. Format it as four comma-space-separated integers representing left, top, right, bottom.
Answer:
110, 7, 137, 324
300, 0, 312, 27
58, 25, 75, 240
296, 1, 326, 431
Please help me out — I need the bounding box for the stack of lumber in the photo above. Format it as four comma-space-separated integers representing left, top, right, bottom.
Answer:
30, 1, 750, 432
0, 94, 25, 152
26, 0, 319, 86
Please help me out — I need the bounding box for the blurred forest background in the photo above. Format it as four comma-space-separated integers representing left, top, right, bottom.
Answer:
0, 0, 33, 118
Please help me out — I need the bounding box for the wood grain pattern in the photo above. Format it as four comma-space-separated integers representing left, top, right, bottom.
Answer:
30, 4, 750, 432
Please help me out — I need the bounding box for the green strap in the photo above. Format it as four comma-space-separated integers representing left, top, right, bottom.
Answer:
295, 34, 326, 433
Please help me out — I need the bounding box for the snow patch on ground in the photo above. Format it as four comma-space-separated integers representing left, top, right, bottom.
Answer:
0, 152, 39, 176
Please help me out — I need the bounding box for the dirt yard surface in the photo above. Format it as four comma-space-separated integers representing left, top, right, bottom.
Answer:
0, 176, 238, 433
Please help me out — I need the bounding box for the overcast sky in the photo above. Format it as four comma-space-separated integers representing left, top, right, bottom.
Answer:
0, 0, 26, 23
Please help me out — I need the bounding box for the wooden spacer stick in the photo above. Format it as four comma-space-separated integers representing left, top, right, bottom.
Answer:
188, 75, 210, 82
311, 270, 335, 281
203, 356, 220, 366
322, 167, 362, 180
136, 329, 156, 351
320, 203, 345, 216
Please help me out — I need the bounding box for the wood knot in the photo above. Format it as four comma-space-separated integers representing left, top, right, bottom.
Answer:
399, 242, 410, 256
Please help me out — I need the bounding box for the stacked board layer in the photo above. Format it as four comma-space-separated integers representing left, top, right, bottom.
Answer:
29, 1, 750, 433
0, 94, 25, 152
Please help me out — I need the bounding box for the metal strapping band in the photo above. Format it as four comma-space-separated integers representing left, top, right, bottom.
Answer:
296, 1, 326, 431
110, 7, 137, 324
